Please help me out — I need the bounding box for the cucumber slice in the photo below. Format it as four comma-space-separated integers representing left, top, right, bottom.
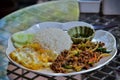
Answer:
27, 34, 34, 43
13, 42, 25, 48
12, 32, 34, 48
12, 32, 28, 44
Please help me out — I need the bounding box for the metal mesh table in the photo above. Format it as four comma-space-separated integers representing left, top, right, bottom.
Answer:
7, 13, 120, 80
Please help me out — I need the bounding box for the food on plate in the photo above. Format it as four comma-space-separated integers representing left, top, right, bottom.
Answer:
34, 28, 73, 53
12, 32, 34, 48
9, 42, 58, 70
50, 41, 111, 73
9, 27, 111, 73
10, 28, 73, 70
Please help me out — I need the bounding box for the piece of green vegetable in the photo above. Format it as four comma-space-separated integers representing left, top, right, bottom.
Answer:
12, 32, 34, 48
27, 34, 34, 43
13, 42, 25, 48
63, 65, 73, 69
96, 47, 111, 53
12, 32, 28, 43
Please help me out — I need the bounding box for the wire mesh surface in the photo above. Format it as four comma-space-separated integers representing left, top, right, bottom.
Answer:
7, 14, 120, 80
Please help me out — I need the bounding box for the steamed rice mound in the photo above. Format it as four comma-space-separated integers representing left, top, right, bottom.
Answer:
34, 28, 73, 53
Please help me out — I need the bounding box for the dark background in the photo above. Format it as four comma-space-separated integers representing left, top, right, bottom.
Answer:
0, 0, 49, 18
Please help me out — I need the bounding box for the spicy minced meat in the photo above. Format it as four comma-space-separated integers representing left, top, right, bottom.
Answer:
50, 41, 110, 73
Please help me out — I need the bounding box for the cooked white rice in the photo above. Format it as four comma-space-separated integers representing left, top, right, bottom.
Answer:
34, 28, 73, 53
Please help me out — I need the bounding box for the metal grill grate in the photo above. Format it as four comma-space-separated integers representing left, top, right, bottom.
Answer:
7, 14, 120, 80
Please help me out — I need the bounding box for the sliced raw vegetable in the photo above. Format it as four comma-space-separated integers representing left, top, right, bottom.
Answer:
12, 32, 28, 43
12, 32, 34, 48
13, 42, 25, 48
27, 34, 34, 43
